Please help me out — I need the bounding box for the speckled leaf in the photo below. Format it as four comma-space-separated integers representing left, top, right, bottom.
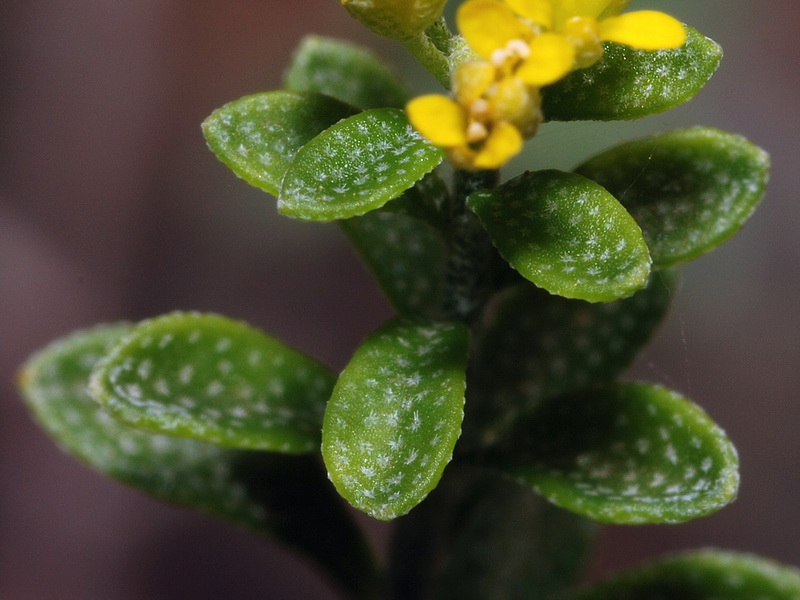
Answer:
576, 127, 771, 268
18, 325, 379, 600
500, 383, 739, 524
391, 468, 595, 600
569, 550, 800, 600
322, 318, 469, 520
202, 90, 357, 196
90, 312, 335, 453
468, 169, 651, 303
278, 108, 445, 221
464, 270, 676, 450
340, 175, 449, 317
543, 26, 721, 121
284, 35, 410, 109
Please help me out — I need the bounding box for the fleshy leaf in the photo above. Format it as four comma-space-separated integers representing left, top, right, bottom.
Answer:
90, 312, 335, 453
17, 325, 380, 600
543, 26, 721, 121
202, 90, 357, 196
340, 174, 449, 317
569, 550, 800, 600
467, 169, 651, 303
278, 108, 445, 221
499, 382, 739, 524
391, 467, 596, 600
322, 318, 469, 520
284, 35, 410, 109
576, 127, 771, 268
465, 270, 676, 450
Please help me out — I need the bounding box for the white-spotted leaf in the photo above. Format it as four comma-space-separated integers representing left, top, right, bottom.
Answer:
284, 35, 410, 109
16, 323, 296, 527
468, 170, 651, 303
278, 108, 445, 221
202, 90, 357, 196
568, 550, 800, 600
90, 312, 335, 452
501, 383, 739, 524
340, 175, 450, 317
465, 271, 676, 450
322, 318, 469, 521
576, 127, 771, 268
543, 27, 721, 121
18, 325, 380, 599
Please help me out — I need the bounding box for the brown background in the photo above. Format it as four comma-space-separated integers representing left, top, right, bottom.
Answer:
2, 1, 798, 598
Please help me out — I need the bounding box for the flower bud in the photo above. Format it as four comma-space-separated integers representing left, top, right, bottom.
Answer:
339, 0, 447, 39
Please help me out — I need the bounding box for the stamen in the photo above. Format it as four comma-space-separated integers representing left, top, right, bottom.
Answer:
470, 98, 491, 118
506, 38, 530, 59
491, 48, 509, 67
466, 121, 488, 143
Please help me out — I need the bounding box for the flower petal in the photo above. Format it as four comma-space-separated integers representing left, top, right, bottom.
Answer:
599, 10, 686, 50
473, 121, 523, 169
458, 0, 530, 58
504, 0, 553, 28
552, 0, 612, 26
406, 95, 468, 147
454, 61, 498, 104
516, 33, 576, 86
597, 0, 632, 19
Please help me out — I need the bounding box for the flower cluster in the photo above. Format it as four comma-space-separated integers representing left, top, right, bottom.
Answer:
407, 0, 686, 170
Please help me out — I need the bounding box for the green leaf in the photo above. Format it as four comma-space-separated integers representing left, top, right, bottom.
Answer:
542, 26, 721, 121
322, 318, 469, 520
391, 467, 595, 600
499, 383, 739, 524
341, 211, 447, 317
576, 127, 771, 268
340, 174, 449, 317
284, 35, 410, 109
278, 108, 445, 221
465, 271, 676, 450
202, 90, 357, 196
569, 550, 800, 600
90, 312, 335, 453
468, 169, 651, 303
18, 325, 380, 600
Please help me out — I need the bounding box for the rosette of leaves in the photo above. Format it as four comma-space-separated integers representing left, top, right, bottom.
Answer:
18, 23, 783, 600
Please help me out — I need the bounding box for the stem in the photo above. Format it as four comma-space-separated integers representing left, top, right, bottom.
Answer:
401, 22, 455, 89
439, 170, 499, 323
425, 17, 456, 55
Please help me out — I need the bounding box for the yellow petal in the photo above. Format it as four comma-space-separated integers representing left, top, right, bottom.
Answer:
454, 61, 497, 104
599, 10, 686, 49
503, 0, 553, 28
597, 0, 632, 19
552, 0, 611, 27
457, 0, 530, 58
406, 95, 468, 147
473, 121, 523, 169
516, 33, 575, 86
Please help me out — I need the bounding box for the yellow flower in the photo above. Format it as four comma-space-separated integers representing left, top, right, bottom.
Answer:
407, 60, 534, 171
457, 0, 575, 86
457, 0, 686, 85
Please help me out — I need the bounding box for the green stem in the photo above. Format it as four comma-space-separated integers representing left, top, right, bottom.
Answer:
439, 169, 500, 322
425, 17, 456, 55
401, 23, 455, 89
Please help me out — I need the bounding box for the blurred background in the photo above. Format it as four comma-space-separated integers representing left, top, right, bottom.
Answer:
1, 1, 797, 598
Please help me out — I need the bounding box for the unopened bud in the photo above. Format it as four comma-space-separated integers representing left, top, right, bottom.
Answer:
339, 0, 447, 39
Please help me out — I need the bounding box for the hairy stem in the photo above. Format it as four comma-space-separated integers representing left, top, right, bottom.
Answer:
401, 21, 456, 89
439, 170, 499, 322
